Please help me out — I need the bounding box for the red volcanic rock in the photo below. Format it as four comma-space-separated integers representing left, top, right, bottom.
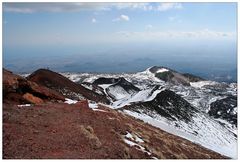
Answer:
26, 80, 65, 101
3, 69, 22, 94
23, 93, 44, 104
3, 68, 65, 104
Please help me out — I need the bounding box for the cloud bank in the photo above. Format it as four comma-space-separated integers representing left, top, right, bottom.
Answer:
3, 2, 183, 13
116, 29, 236, 40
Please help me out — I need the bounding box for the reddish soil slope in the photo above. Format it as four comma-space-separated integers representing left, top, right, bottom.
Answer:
27, 69, 109, 103
3, 102, 227, 159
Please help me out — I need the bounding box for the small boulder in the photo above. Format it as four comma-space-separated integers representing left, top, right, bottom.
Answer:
23, 93, 44, 104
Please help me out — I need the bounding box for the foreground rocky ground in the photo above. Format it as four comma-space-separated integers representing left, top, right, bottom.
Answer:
3, 101, 227, 159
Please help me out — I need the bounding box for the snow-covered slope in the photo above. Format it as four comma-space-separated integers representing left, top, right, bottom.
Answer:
123, 110, 237, 159
105, 78, 140, 101
120, 88, 237, 158
111, 85, 165, 108
50, 67, 238, 158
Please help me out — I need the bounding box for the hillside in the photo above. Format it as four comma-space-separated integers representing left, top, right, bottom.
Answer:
3, 102, 227, 159
2, 68, 235, 159
27, 69, 109, 103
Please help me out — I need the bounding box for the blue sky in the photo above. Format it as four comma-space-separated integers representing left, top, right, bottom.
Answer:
2, 2, 238, 82
3, 2, 236, 47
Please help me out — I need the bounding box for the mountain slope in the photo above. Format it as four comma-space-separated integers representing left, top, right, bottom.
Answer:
13, 66, 237, 159
27, 69, 109, 103
106, 77, 140, 100
60, 67, 237, 158
149, 66, 204, 86
3, 68, 231, 159
121, 89, 237, 158
122, 90, 198, 122
209, 96, 237, 127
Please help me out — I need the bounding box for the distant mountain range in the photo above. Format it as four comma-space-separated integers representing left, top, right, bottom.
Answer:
3, 66, 237, 159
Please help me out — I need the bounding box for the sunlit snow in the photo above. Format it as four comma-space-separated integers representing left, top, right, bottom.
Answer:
64, 98, 78, 104
17, 104, 32, 107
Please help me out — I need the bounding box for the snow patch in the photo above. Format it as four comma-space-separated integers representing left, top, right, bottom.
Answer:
232, 107, 237, 115
156, 68, 169, 73
125, 132, 133, 140
92, 109, 107, 112
124, 138, 151, 155
123, 132, 151, 156
123, 138, 137, 147
17, 104, 32, 107
125, 131, 144, 143
190, 81, 217, 89
98, 84, 113, 95
68, 74, 81, 82
88, 101, 107, 112
64, 98, 78, 104
135, 135, 144, 143
98, 84, 113, 89
110, 87, 164, 109
88, 102, 98, 109
107, 85, 133, 100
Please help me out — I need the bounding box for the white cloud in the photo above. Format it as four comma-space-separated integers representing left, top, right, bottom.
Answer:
92, 18, 97, 23
112, 14, 130, 22
4, 6, 34, 13
157, 3, 183, 11
114, 3, 152, 11
112, 3, 183, 12
120, 15, 129, 21
116, 29, 235, 40
3, 2, 183, 13
3, 3, 112, 13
